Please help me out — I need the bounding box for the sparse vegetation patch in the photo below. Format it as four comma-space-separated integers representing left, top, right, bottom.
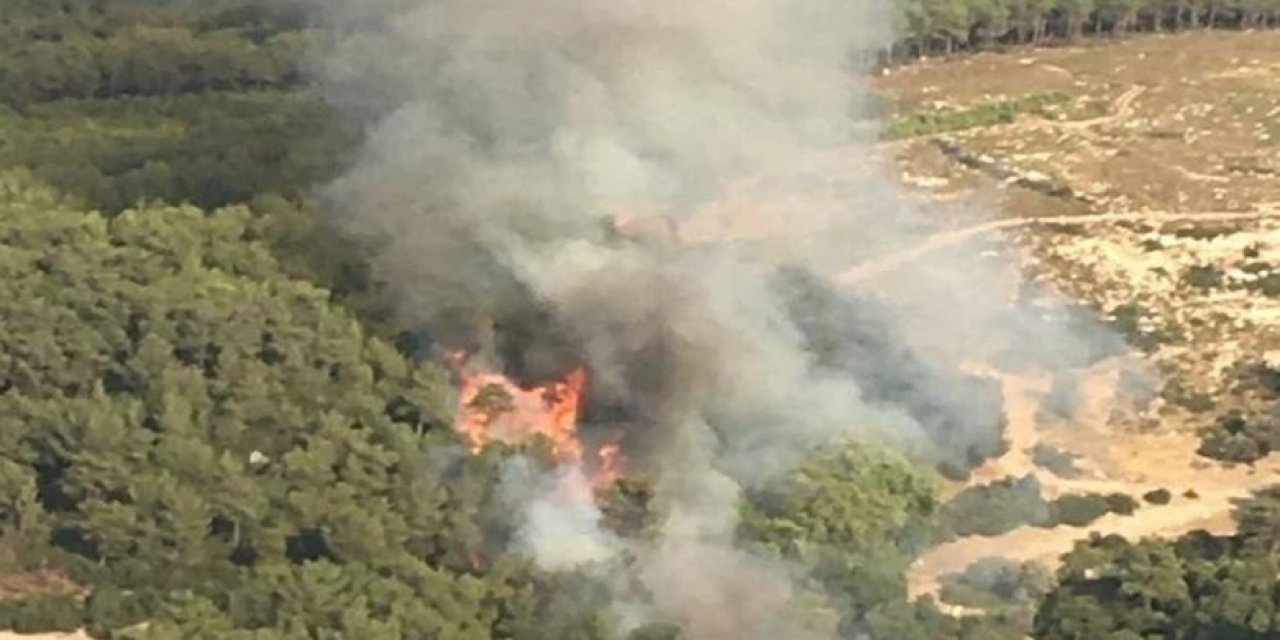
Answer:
1031, 445, 1083, 478
940, 476, 1139, 539
939, 558, 1052, 611
1045, 492, 1138, 527
885, 93, 1071, 140
1183, 264, 1225, 289
1197, 410, 1280, 463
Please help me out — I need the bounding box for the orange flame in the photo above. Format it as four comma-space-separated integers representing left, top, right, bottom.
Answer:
592, 440, 625, 490
449, 351, 623, 493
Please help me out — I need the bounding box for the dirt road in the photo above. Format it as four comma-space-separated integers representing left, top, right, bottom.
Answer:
1052, 84, 1147, 131
836, 205, 1280, 285
909, 491, 1242, 599
907, 360, 1280, 600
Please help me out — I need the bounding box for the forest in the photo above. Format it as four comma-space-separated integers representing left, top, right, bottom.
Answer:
0, 1, 1278, 639
890, 0, 1280, 56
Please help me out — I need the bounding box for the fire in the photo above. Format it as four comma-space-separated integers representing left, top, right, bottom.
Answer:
449, 351, 623, 492
595, 440, 625, 488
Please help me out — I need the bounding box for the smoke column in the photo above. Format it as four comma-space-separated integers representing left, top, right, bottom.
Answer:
309, 1, 1120, 637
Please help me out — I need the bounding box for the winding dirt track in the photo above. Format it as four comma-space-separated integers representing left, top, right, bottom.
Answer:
831, 193, 1280, 602
1053, 84, 1147, 130
905, 360, 1280, 601
837, 206, 1280, 285
911, 489, 1246, 599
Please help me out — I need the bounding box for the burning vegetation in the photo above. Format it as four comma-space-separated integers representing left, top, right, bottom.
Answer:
449, 351, 625, 495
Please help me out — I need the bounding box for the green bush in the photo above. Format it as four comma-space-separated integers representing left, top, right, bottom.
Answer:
1046, 494, 1112, 527
940, 475, 1049, 538
1199, 430, 1264, 463
0, 595, 84, 633
1142, 488, 1173, 505
939, 558, 1052, 610
1161, 380, 1217, 413
1197, 411, 1280, 464
1104, 493, 1139, 516
884, 93, 1070, 139
1042, 492, 1136, 527
82, 587, 165, 636
1108, 302, 1166, 352
1171, 224, 1235, 240
1183, 265, 1225, 289
1031, 445, 1082, 478
1253, 273, 1280, 297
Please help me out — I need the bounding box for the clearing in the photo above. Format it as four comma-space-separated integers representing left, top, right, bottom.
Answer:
875, 30, 1280, 608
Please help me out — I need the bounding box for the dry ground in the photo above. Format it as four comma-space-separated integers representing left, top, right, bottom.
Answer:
879, 30, 1279, 216
876, 30, 1280, 607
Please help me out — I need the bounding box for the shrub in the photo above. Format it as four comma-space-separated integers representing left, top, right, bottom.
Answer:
82, 587, 164, 636
1254, 273, 1280, 297
1039, 492, 1136, 527
884, 93, 1069, 139
1046, 494, 1113, 527
1257, 362, 1280, 395
1105, 493, 1139, 516
940, 475, 1049, 537
1199, 431, 1263, 463
1031, 445, 1082, 478
939, 558, 1053, 610
1172, 224, 1234, 240
0, 595, 83, 633
1161, 381, 1216, 413
1183, 265, 1225, 289
1197, 411, 1280, 464
1108, 303, 1165, 352
1143, 488, 1173, 505
1241, 414, 1280, 452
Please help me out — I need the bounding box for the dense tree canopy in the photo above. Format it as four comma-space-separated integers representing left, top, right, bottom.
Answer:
891, 0, 1280, 56
0, 171, 623, 637
0, 0, 310, 106
0, 169, 1022, 638
0, 0, 349, 215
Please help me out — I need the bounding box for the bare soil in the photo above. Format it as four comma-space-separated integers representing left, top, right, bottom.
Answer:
878, 30, 1280, 216
908, 359, 1280, 600
875, 30, 1280, 607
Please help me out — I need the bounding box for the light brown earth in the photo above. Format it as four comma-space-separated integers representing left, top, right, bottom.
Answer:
873, 30, 1280, 608
908, 358, 1280, 600
879, 30, 1280, 216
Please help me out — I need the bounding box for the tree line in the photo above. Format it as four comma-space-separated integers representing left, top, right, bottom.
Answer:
0, 0, 311, 107
889, 0, 1280, 57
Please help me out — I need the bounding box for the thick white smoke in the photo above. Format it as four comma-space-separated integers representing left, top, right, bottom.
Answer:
499, 460, 619, 570
308, 1, 1118, 638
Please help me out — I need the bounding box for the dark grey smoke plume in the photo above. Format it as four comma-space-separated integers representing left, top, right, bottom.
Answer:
307, 1, 1116, 637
